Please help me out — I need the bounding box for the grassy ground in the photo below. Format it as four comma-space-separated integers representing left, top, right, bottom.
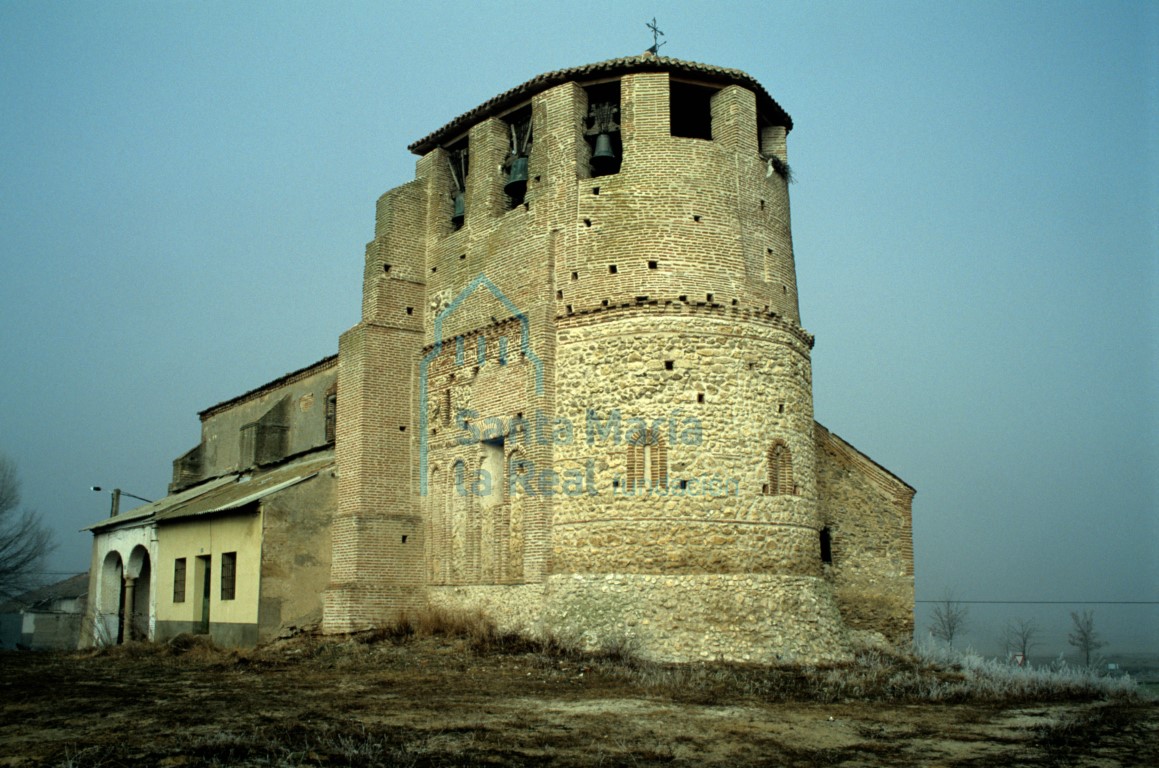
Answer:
0, 615, 1154, 767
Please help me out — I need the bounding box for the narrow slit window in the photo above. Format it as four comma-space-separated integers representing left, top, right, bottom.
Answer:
820, 527, 833, 564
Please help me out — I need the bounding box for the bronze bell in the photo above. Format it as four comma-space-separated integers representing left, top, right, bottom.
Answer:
451, 191, 465, 226
591, 133, 616, 173
504, 156, 528, 199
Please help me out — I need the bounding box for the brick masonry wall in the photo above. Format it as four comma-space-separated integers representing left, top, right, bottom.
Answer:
325, 173, 429, 630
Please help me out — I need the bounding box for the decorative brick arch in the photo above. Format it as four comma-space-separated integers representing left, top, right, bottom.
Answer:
449, 459, 471, 583
427, 464, 446, 583
626, 427, 667, 492
765, 439, 794, 496
504, 444, 529, 583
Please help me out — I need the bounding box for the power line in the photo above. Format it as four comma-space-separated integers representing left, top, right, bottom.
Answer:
916, 600, 1158, 605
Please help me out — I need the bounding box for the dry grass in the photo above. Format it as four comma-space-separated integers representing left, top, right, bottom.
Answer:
342, 607, 1142, 706
4, 620, 1155, 768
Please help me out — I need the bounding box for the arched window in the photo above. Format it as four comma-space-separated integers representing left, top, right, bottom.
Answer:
505, 447, 528, 583
450, 459, 470, 583
627, 427, 667, 491
765, 440, 793, 495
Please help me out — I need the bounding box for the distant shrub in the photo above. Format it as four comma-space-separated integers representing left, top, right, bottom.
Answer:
909, 641, 1138, 702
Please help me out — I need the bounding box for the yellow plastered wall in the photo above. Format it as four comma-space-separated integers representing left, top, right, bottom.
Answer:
155, 512, 263, 627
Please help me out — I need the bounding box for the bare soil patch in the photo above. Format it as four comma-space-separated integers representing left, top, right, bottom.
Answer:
0, 635, 1154, 767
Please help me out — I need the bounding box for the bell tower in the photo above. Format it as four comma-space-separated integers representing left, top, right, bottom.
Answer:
325, 55, 914, 662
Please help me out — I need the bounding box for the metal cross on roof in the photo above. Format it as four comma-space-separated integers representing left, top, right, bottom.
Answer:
646, 17, 666, 55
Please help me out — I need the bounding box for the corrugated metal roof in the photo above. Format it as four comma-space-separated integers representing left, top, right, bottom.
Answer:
84, 454, 334, 532
408, 54, 793, 155
154, 454, 333, 523
83, 475, 237, 532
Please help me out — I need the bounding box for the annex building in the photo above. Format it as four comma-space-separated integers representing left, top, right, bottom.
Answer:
83, 54, 915, 663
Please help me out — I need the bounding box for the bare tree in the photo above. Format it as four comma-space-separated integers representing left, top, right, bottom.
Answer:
1067, 609, 1106, 667
929, 592, 968, 647
0, 453, 55, 600
1002, 617, 1039, 664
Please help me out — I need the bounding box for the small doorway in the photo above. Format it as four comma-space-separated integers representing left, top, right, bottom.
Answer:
195, 555, 211, 634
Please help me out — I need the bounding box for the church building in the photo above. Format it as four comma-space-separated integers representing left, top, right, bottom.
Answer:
83, 54, 915, 663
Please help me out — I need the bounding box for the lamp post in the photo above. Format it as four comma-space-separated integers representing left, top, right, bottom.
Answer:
90, 486, 153, 518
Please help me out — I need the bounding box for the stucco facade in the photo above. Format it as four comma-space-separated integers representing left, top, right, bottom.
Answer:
83, 361, 337, 649
85, 55, 914, 661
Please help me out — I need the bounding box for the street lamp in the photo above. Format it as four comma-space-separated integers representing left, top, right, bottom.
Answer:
90, 486, 153, 518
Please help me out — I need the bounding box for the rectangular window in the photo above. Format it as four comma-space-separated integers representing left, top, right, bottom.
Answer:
173, 558, 187, 603
220, 552, 237, 601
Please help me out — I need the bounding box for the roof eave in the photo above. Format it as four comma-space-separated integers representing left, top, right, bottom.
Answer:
407, 54, 792, 156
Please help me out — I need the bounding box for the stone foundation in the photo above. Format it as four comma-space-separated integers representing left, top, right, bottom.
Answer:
429, 574, 851, 664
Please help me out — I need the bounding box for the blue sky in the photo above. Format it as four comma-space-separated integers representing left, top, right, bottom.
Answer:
1, 0, 1155, 654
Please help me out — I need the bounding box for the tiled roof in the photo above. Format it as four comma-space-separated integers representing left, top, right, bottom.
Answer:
408, 54, 793, 155
0, 572, 89, 613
